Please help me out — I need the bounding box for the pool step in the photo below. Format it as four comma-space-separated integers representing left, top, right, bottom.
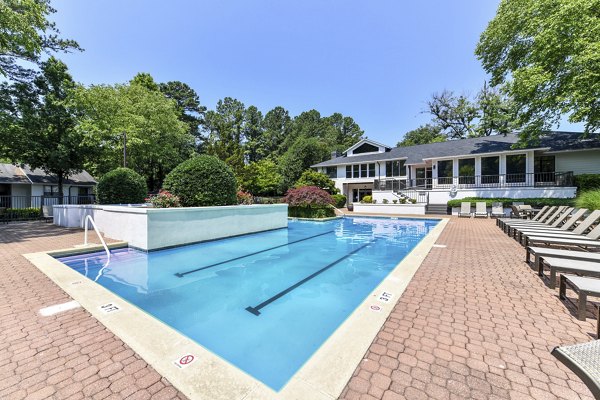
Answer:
426, 204, 449, 215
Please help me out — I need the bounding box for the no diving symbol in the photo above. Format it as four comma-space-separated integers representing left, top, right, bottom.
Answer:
174, 354, 196, 369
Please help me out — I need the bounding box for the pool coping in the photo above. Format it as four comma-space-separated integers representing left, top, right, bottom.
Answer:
24, 217, 449, 400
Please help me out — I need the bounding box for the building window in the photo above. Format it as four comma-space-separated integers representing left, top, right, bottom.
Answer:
506, 154, 526, 183
481, 156, 499, 184
368, 163, 375, 177
346, 165, 351, 178
360, 163, 367, 177
43, 185, 59, 196
385, 160, 406, 177
352, 164, 359, 178
458, 158, 475, 184
534, 155, 555, 182
437, 160, 453, 184
352, 143, 379, 154
325, 166, 337, 178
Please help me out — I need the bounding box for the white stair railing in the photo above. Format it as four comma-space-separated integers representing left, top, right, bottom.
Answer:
83, 215, 111, 263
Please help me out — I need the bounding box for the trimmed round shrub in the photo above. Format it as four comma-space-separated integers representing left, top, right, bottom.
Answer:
331, 194, 347, 208
575, 174, 600, 192
97, 168, 147, 204
163, 155, 237, 207
361, 195, 373, 204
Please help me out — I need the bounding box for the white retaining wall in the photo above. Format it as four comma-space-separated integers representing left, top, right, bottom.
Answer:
427, 187, 576, 204
352, 203, 427, 215
53, 204, 289, 250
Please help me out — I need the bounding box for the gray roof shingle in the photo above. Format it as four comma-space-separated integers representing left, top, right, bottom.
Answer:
0, 164, 96, 185
312, 131, 600, 167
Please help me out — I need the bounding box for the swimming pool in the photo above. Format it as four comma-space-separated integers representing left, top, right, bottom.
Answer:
56, 216, 438, 390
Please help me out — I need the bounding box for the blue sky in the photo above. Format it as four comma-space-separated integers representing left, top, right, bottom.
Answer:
50, 1, 556, 144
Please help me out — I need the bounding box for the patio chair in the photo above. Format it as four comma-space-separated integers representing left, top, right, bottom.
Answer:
509, 205, 527, 219
526, 223, 600, 251
538, 257, 600, 289
500, 206, 564, 233
490, 202, 505, 218
531, 205, 550, 221
522, 210, 600, 246
552, 340, 600, 400
508, 207, 575, 239
559, 274, 600, 325
497, 206, 557, 229
458, 202, 472, 218
527, 245, 600, 272
42, 205, 53, 223
474, 202, 488, 218
515, 208, 588, 244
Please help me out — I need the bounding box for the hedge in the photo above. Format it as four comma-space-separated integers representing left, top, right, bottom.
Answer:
331, 194, 347, 208
288, 206, 336, 218
163, 155, 237, 207
447, 197, 575, 208
97, 168, 148, 205
2, 208, 41, 219
574, 174, 600, 192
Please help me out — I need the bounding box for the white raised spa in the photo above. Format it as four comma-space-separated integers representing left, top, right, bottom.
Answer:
52, 204, 288, 250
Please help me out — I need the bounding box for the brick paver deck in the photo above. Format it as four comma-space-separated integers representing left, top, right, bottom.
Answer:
0, 222, 187, 400
1, 219, 597, 399
341, 217, 597, 400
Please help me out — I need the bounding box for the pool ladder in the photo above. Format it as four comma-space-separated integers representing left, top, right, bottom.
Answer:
83, 215, 111, 264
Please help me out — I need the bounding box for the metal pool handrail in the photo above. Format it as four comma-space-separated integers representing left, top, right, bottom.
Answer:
83, 215, 111, 264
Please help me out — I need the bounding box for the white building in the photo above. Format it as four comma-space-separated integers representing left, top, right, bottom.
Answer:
312, 132, 600, 213
0, 164, 96, 209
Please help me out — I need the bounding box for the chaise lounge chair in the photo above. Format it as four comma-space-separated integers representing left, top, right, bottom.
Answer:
474, 202, 488, 218
552, 340, 600, 400
497, 205, 558, 230
526, 246, 600, 271
538, 256, 600, 289
458, 202, 472, 218
490, 202, 505, 218
525, 218, 600, 249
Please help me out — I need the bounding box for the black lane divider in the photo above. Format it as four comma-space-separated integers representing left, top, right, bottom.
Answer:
174, 230, 335, 278
245, 239, 376, 316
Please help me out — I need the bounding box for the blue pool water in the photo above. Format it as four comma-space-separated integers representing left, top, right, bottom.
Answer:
57, 217, 438, 390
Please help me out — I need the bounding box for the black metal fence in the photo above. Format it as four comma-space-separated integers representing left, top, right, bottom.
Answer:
0, 195, 96, 222
375, 172, 574, 191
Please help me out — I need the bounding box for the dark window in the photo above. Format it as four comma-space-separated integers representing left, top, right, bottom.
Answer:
385, 160, 406, 177
506, 154, 526, 183
360, 164, 367, 177
481, 156, 499, 184
346, 165, 352, 178
368, 163, 375, 177
353, 143, 379, 154
534, 155, 555, 182
437, 160, 453, 178
352, 164, 359, 178
43, 185, 59, 196
458, 158, 475, 184
326, 166, 337, 178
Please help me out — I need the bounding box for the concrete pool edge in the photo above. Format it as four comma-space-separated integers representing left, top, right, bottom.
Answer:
24, 217, 449, 400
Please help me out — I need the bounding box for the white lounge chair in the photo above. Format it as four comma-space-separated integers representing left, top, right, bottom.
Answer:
474, 202, 488, 218
458, 202, 472, 218
490, 202, 505, 218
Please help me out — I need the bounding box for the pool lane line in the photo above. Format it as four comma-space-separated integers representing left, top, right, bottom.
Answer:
245, 239, 376, 316
174, 230, 336, 278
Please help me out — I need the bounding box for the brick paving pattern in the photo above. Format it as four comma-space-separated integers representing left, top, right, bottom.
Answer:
0, 222, 187, 400
340, 217, 597, 400
1, 219, 597, 399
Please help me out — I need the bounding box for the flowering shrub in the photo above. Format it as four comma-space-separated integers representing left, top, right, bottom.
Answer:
283, 186, 335, 218
237, 190, 253, 205
283, 186, 334, 207
146, 190, 181, 208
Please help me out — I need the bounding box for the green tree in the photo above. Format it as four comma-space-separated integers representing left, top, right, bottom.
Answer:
0, 0, 80, 80
260, 106, 292, 159
397, 124, 446, 147
0, 57, 95, 199
159, 81, 206, 147
202, 97, 246, 175
476, 0, 600, 141
279, 136, 330, 190
324, 113, 364, 151
239, 159, 283, 196
129, 72, 159, 91
294, 170, 338, 194
243, 105, 264, 163
74, 77, 192, 190
475, 83, 516, 137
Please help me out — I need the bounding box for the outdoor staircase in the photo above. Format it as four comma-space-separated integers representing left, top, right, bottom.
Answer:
426, 204, 449, 215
